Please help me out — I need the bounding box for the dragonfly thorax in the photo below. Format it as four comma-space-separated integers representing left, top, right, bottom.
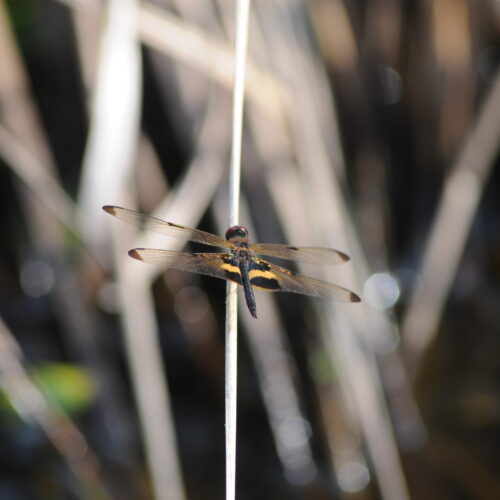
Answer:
234, 247, 250, 260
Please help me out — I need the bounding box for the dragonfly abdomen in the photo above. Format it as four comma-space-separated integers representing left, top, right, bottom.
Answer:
220, 255, 242, 285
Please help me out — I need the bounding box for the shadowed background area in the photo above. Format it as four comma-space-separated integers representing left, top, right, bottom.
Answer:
0, 0, 499, 499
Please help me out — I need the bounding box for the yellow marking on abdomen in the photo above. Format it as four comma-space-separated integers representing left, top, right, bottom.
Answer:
248, 269, 277, 280
221, 263, 240, 274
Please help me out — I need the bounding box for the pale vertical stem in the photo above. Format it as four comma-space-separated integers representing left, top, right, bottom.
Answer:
225, 1, 251, 499
228, 0, 250, 226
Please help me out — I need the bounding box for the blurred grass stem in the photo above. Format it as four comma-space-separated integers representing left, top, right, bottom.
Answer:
0, 125, 78, 234
0, 318, 110, 500
402, 69, 500, 373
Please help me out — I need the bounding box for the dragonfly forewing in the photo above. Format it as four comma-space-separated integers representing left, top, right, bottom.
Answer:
250, 243, 349, 264
103, 206, 233, 249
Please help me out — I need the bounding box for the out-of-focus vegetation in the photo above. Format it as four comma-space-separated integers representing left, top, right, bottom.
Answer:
0, 0, 499, 499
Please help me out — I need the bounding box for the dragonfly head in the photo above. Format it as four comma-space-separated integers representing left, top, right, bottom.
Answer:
226, 225, 249, 243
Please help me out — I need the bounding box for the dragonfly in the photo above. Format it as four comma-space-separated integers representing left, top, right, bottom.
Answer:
103, 205, 361, 318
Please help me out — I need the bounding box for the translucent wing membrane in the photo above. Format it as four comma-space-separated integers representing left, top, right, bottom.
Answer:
103, 206, 233, 249
250, 243, 349, 264
128, 249, 359, 302
249, 258, 361, 302
129, 249, 243, 284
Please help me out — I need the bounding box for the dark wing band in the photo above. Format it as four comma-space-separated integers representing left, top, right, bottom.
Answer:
129, 249, 242, 285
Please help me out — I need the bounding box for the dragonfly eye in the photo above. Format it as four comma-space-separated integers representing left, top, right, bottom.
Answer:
226, 226, 249, 241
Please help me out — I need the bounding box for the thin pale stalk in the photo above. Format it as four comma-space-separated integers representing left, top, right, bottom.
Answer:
137, 2, 286, 122
226, 1, 250, 499
213, 196, 318, 484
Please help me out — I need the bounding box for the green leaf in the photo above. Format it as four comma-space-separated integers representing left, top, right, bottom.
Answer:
32, 363, 96, 416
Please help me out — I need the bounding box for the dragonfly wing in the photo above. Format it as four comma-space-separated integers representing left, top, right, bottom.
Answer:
250, 243, 349, 264
103, 205, 233, 249
129, 249, 242, 285
248, 258, 360, 302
